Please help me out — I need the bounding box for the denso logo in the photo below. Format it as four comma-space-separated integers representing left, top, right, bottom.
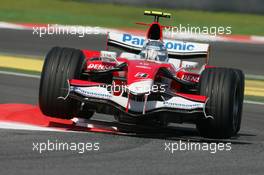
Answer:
122, 34, 194, 51
182, 74, 199, 82
87, 64, 114, 70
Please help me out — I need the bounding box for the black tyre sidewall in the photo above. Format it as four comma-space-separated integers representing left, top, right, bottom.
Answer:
197, 68, 244, 139
39, 47, 85, 118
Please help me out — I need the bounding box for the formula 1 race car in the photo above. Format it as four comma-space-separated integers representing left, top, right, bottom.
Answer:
39, 11, 245, 139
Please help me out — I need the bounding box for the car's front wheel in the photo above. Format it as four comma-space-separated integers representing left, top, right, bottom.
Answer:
196, 68, 244, 139
39, 47, 93, 119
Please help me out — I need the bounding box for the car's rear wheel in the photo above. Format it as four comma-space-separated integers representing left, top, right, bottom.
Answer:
196, 68, 244, 139
39, 47, 93, 119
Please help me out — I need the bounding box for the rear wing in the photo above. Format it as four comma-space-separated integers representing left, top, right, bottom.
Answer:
107, 33, 209, 59
144, 11, 171, 22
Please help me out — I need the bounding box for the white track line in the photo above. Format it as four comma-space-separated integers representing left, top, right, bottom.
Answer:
0, 70, 40, 78
245, 74, 264, 80
0, 121, 91, 133
0, 70, 263, 105
0, 121, 62, 132
244, 100, 264, 105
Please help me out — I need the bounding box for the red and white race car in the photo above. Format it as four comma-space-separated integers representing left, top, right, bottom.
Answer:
39, 11, 244, 139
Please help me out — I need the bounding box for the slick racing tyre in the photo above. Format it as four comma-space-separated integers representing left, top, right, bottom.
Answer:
234, 69, 245, 133
196, 68, 244, 139
39, 47, 87, 119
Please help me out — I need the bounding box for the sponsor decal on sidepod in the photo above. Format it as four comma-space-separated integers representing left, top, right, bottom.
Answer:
87, 63, 114, 70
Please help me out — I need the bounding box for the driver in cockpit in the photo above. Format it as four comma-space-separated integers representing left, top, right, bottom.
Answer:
139, 40, 168, 62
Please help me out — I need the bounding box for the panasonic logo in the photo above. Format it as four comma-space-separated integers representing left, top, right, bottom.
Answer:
122, 34, 194, 51
123, 34, 145, 45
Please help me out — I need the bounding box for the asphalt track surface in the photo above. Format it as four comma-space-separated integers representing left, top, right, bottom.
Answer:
0, 29, 264, 175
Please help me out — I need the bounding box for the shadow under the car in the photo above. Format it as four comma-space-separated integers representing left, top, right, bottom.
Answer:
48, 119, 253, 145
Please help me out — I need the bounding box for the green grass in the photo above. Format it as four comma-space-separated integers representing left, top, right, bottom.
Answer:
0, 0, 264, 35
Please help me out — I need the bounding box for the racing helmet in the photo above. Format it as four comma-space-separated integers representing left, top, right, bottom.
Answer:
140, 40, 168, 62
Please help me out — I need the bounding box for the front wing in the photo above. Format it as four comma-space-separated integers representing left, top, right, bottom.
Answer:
66, 80, 208, 119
